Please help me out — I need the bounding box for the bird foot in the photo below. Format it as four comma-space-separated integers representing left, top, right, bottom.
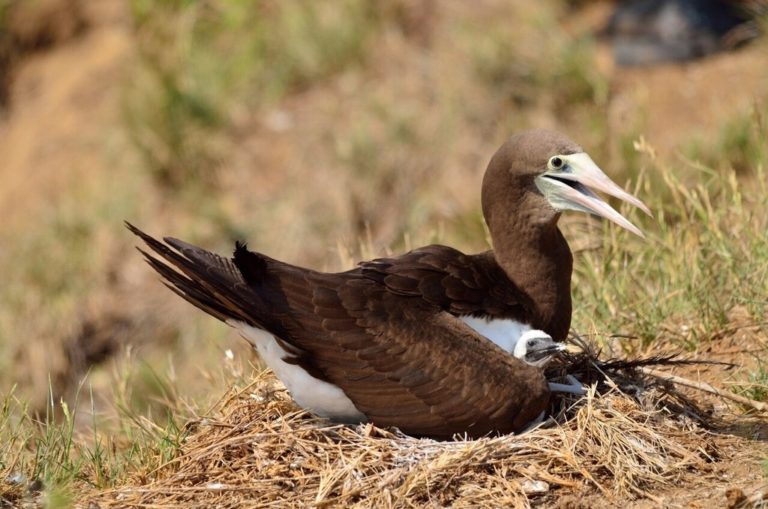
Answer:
548, 374, 587, 395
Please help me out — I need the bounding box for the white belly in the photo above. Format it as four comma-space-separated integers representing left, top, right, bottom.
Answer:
459, 316, 532, 354
227, 320, 366, 423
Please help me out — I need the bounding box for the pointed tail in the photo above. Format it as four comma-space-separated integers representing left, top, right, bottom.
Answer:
125, 222, 287, 336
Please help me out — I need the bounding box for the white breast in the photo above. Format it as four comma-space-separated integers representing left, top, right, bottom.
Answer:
227, 320, 367, 423
459, 316, 532, 354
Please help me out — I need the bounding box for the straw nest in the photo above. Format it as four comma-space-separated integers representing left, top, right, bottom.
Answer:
85, 342, 736, 508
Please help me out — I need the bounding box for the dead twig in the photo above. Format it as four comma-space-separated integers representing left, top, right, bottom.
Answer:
639, 367, 768, 412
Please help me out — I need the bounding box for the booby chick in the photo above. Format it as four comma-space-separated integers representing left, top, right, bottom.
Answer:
513, 330, 566, 368
128, 129, 648, 439
513, 330, 586, 396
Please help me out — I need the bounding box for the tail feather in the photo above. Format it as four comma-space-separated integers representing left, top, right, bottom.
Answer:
138, 247, 244, 324
233, 241, 269, 285
126, 222, 285, 335
164, 236, 248, 286
162, 281, 234, 324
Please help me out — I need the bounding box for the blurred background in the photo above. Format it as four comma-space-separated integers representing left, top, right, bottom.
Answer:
0, 0, 766, 426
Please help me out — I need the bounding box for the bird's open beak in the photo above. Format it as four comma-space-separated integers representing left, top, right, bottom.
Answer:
525, 343, 567, 363
535, 153, 651, 237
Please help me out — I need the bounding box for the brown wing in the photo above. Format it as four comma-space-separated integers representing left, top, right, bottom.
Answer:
316, 290, 550, 438
128, 224, 549, 438
233, 242, 550, 439
359, 245, 530, 318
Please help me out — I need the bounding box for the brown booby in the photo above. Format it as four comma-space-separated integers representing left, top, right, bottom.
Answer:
128, 129, 649, 439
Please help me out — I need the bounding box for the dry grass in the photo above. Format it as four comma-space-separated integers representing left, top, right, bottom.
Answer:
83, 368, 722, 508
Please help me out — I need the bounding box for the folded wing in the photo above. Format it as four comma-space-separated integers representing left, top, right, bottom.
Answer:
128, 223, 550, 438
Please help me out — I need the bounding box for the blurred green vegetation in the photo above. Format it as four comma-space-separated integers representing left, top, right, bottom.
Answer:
0, 0, 12, 32
736, 363, 768, 402
125, 0, 381, 189
467, 18, 607, 115
688, 101, 768, 174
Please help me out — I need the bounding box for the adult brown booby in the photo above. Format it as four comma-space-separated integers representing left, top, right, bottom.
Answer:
128, 129, 649, 439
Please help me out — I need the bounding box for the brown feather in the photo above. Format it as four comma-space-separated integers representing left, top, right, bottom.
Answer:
127, 222, 550, 438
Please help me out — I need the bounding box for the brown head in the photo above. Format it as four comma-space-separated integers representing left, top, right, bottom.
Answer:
481, 129, 650, 339
482, 129, 650, 238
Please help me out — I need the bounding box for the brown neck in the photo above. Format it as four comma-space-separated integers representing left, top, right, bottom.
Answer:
482, 178, 573, 340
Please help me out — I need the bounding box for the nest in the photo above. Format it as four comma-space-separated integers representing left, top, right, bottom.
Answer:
86, 342, 733, 508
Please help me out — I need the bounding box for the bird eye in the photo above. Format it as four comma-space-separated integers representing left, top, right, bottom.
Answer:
527, 340, 535, 347
549, 156, 564, 169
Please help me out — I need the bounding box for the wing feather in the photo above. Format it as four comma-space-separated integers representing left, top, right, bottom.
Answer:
359, 245, 527, 318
